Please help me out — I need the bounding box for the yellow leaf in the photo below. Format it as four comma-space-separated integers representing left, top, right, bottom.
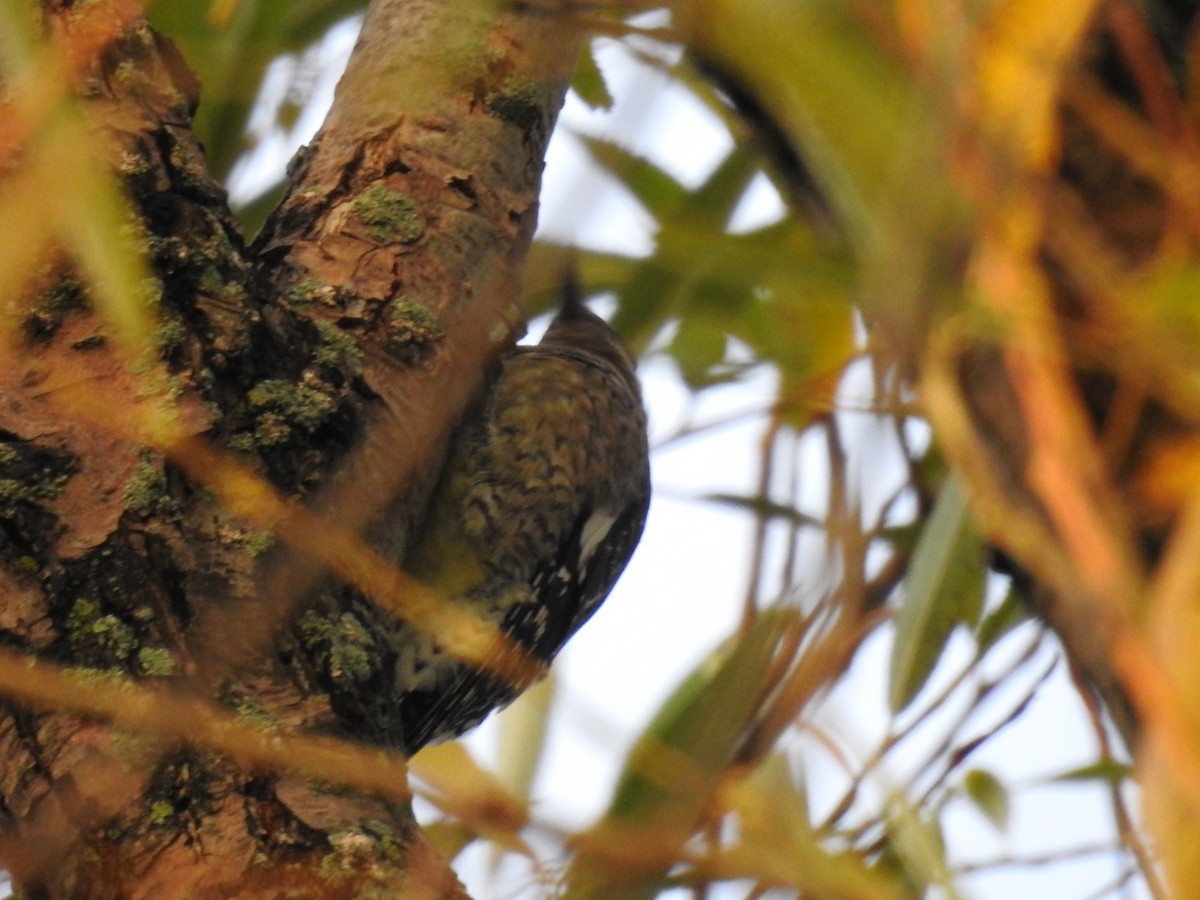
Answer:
972, 0, 1101, 168
496, 672, 555, 800
709, 757, 907, 899
410, 741, 531, 856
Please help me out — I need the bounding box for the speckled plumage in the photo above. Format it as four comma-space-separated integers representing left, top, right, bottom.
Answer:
398, 291, 650, 752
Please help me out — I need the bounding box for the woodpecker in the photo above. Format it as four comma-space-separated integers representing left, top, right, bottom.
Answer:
397, 281, 650, 753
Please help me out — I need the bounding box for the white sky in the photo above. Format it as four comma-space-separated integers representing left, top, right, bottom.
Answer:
226, 17, 1148, 900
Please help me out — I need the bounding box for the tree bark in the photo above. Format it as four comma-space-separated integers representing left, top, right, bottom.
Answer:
0, 1, 583, 895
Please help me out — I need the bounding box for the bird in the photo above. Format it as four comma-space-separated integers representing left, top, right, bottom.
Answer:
395, 278, 650, 753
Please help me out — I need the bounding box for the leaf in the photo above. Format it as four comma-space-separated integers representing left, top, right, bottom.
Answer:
669, 312, 731, 387
409, 741, 530, 855
571, 41, 614, 110
420, 819, 479, 864
975, 585, 1028, 652
727, 753, 811, 839
563, 608, 796, 900
608, 608, 790, 821
702, 493, 822, 529
889, 474, 985, 711
712, 756, 907, 900
675, 0, 970, 349
756, 264, 856, 427
495, 672, 555, 800
678, 143, 765, 232
148, 0, 366, 179
607, 145, 763, 342
678, 0, 942, 245
576, 126, 859, 380
610, 261, 687, 351
233, 179, 289, 237
963, 768, 1009, 831
580, 137, 689, 219
885, 796, 962, 899
1041, 759, 1132, 785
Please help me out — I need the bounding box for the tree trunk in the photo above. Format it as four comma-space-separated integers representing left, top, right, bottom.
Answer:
0, 1, 582, 895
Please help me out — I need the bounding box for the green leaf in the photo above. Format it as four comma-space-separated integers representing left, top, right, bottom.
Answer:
580, 137, 689, 219
520, 244, 681, 360
149, 1, 367, 179
756, 267, 856, 427
889, 474, 985, 711
608, 608, 790, 820
669, 310, 731, 388
677, 0, 969, 342
235, 180, 290, 239
1042, 759, 1133, 785
886, 796, 962, 899
679, 0, 935, 239
702, 493, 822, 529
563, 608, 795, 899
571, 41, 614, 110
713, 757, 907, 900
610, 261, 687, 351
963, 768, 1009, 831
975, 585, 1029, 652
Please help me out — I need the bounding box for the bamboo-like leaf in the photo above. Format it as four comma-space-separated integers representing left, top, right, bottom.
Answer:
889, 474, 985, 711
572, 41, 614, 111
562, 608, 795, 899
678, 0, 944, 249
963, 768, 1009, 831
1042, 759, 1132, 785
702, 493, 823, 529
420, 819, 479, 865
495, 672, 555, 800
975, 585, 1028, 652
580, 136, 689, 219
409, 741, 530, 855
711, 755, 907, 899
886, 796, 962, 899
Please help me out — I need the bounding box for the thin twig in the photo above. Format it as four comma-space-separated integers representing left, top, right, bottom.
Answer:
1068, 658, 1166, 900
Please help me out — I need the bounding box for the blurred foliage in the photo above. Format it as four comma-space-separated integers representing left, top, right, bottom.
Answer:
564, 609, 799, 898
147, 0, 367, 180
478, 2, 1174, 897
889, 475, 985, 712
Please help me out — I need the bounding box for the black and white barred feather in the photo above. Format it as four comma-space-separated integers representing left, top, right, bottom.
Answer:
397, 284, 650, 753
